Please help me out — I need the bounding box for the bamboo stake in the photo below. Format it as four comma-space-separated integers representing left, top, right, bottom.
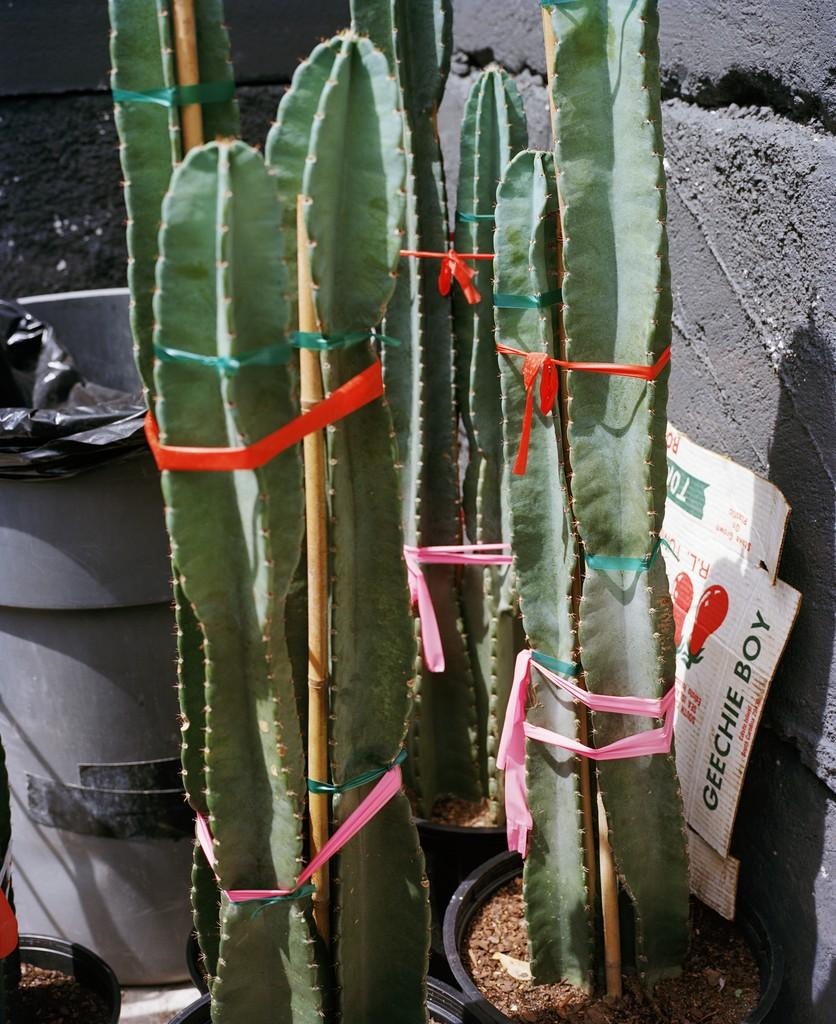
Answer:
297, 196, 331, 946
541, 6, 599, 922
172, 0, 204, 153
597, 792, 623, 997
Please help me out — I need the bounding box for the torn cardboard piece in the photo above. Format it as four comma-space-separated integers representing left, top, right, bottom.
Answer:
662, 426, 801, 918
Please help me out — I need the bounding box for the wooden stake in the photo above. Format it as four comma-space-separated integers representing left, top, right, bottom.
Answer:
297, 196, 330, 946
597, 792, 623, 998
172, 0, 204, 153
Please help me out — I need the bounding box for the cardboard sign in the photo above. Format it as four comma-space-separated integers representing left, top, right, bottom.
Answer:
662, 427, 801, 918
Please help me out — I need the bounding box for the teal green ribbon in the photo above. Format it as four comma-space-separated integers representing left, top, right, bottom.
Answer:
154, 341, 290, 374
493, 288, 562, 309
307, 748, 408, 795
112, 81, 235, 108
290, 330, 400, 351
585, 537, 676, 574
456, 212, 495, 223
531, 650, 579, 677
245, 883, 317, 918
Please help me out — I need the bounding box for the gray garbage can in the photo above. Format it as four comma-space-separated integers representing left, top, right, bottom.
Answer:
0, 289, 192, 984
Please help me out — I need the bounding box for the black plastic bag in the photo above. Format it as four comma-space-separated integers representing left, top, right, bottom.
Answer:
0, 301, 147, 478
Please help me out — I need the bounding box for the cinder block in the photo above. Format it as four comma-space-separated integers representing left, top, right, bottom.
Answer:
662, 98, 836, 792
659, 0, 836, 130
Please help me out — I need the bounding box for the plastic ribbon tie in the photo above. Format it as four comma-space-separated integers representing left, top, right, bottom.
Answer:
196, 762, 403, 913
497, 343, 672, 475
154, 341, 290, 375
145, 360, 383, 472
404, 544, 513, 673
0, 843, 16, 959
493, 289, 563, 309
585, 537, 676, 574
307, 748, 408, 795
400, 249, 493, 306
456, 212, 495, 223
497, 650, 676, 857
290, 330, 400, 351
112, 81, 235, 108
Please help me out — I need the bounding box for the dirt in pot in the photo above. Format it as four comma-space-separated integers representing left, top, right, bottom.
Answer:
18, 962, 111, 1024
431, 797, 495, 828
465, 879, 760, 1024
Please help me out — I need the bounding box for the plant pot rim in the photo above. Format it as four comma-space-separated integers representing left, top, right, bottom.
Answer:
168, 978, 473, 1023
18, 932, 122, 1024
442, 850, 784, 1024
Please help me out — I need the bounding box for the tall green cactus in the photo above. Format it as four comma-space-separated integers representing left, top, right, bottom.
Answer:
545, 0, 689, 986
155, 140, 324, 1024
300, 31, 429, 1023
454, 68, 527, 820
109, 0, 240, 973
351, 0, 482, 818
496, 150, 592, 988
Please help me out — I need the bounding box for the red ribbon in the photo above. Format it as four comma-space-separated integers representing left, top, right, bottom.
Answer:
145, 359, 384, 472
497, 343, 672, 476
400, 249, 493, 306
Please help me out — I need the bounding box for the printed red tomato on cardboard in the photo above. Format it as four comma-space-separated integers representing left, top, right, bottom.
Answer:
672, 572, 694, 647
686, 584, 729, 667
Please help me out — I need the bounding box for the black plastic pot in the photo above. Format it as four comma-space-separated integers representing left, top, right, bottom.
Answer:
417, 817, 507, 975
18, 933, 121, 1023
443, 851, 784, 1024
168, 979, 479, 1023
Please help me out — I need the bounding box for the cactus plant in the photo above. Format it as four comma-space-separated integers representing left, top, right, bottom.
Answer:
546, 0, 689, 986
491, 0, 689, 995
300, 30, 429, 1022
350, 0, 482, 820
454, 68, 528, 822
109, 1, 239, 973
154, 140, 325, 1024
495, 149, 592, 987
127, 10, 429, 1018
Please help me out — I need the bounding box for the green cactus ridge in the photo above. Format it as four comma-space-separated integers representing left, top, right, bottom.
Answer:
154, 139, 323, 1023
351, 0, 482, 816
454, 67, 528, 820
300, 31, 429, 1020
496, 148, 592, 988
547, 0, 690, 985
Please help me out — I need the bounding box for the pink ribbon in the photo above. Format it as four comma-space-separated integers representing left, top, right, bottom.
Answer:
403, 544, 513, 673
497, 650, 676, 857
196, 761, 403, 903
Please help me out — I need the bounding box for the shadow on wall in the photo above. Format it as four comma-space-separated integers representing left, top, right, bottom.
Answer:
734, 320, 836, 1023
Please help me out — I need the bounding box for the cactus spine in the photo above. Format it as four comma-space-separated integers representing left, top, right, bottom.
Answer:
454, 68, 527, 820
351, 0, 482, 818
545, 0, 690, 985
496, 150, 592, 987
300, 31, 429, 1022
155, 141, 324, 1023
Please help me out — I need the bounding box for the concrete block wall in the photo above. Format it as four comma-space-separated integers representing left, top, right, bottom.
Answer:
1, 3, 833, 1020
